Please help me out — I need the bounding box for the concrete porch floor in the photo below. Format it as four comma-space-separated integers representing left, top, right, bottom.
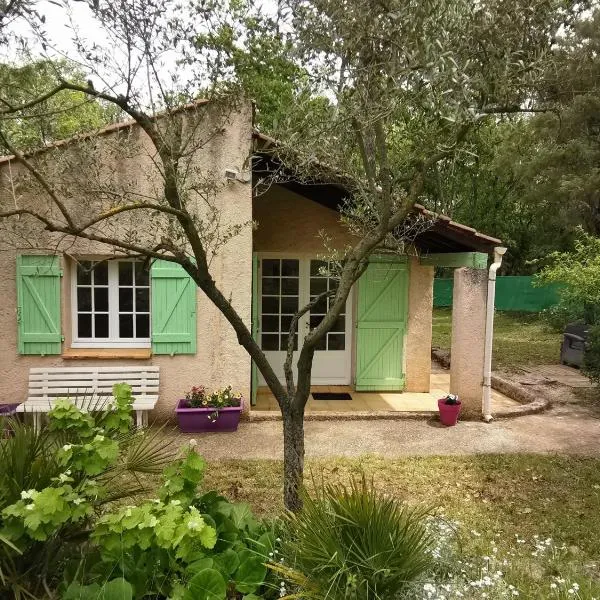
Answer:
254, 371, 520, 413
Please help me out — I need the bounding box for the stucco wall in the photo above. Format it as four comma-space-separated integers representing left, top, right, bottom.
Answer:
405, 257, 433, 392
0, 104, 253, 422
449, 267, 487, 417
253, 186, 356, 253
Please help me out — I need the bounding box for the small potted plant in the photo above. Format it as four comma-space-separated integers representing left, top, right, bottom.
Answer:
176, 385, 243, 433
437, 394, 461, 427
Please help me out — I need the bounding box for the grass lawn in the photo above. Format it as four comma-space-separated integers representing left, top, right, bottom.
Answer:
201, 454, 600, 597
432, 307, 562, 371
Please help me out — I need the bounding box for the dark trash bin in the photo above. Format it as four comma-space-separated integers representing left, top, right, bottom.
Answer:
560, 322, 590, 368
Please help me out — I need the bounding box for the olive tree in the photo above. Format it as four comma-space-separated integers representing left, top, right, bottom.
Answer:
0, 0, 572, 510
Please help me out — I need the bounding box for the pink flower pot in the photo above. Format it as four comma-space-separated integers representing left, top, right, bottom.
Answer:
438, 398, 461, 427
175, 398, 243, 433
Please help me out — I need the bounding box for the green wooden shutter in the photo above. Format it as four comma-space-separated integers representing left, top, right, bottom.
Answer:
16, 255, 62, 355
251, 253, 259, 406
355, 257, 408, 391
151, 260, 197, 355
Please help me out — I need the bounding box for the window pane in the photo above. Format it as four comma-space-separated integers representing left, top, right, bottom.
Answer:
310, 260, 327, 276
314, 336, 326, 351
134, 262, 149, 286
94, 287, 108, 312
310, 278, 327, 295
77, 261, 92, 284
280, 334, 298, 351
78, 313, 92, 338
119, 261, 133, 285
262, 259, 280, 277
119, 314, 134, 338
77, 287, 91, 311
261, 334, 279, 351
281, 315, 295, 333
261, 315, 279, 333
332, 316, 345, 332
310, 315, 323, 329
136, 314, 150, 338
262, 296, 279, 313
93, 262, 108, 285
262, 278, 279, 295
119, 288, 133, 312
95, 314, 109, 338
281, 296, 298, 313
312, 297, 327, 314
328, 334, 345, 350
281, 260, 299, 276
281, 277, 299, 295
136, 289, 149, 312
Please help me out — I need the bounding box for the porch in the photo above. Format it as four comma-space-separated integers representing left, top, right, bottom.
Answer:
254, 366, 519, 414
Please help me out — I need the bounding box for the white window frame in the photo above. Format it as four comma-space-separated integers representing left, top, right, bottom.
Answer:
71, 259, 151, 348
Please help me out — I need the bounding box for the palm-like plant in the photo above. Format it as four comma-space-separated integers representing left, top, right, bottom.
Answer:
277, 476, 434, 600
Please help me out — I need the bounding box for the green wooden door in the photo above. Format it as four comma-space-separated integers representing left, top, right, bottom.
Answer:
355, 258, 408, 391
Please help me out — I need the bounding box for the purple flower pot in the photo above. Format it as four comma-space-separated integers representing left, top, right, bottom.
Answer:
0, 403, 18, 438
438, 398, 461, 427
175, 399, 243, 433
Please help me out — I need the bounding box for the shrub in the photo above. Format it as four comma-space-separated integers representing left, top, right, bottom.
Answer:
0, 385, 176, 598
277, 476, 434, 599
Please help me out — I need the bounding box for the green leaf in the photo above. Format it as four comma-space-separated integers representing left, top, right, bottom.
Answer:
183, 568, 227, 600
234, 549, 267, 594
214, 548, 239, 575
100, 579, 133, 600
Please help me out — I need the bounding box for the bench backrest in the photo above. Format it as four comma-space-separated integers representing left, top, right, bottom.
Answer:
27, 366, 160, 405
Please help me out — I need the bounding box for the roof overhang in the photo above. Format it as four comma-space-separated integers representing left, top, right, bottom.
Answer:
253, 133, 501, 254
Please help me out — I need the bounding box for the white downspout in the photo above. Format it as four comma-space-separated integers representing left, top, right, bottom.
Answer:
482, 246, 507, 422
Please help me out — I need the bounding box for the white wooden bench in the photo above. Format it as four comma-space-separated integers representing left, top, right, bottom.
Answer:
17, 366, 160, 430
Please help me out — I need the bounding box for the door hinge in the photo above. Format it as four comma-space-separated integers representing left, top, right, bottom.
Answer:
61, 334, 65, 342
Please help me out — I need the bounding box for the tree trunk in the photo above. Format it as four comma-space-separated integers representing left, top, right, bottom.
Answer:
282, 408, 305, 512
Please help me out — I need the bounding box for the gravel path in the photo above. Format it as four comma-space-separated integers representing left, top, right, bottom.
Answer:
177, 405, 600, 460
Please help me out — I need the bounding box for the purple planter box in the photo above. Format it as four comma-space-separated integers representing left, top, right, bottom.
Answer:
175, 398, 243, 433
0, 404, 18, 438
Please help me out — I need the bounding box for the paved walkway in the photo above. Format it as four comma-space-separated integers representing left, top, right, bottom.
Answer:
179, 404, 600, 460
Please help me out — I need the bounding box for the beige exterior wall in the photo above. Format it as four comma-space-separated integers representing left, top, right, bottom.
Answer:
253, 185, 356, 253
0, 104, 254, 422
405, 257, 433, 392
449, 267, 487, 417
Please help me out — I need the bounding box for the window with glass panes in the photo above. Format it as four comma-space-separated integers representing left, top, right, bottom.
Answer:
73, 260, 150, 346
260, 259, 299, 351
309, 260, 346, 350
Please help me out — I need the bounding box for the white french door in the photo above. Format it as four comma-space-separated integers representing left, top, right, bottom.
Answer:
257, 255, 352, 386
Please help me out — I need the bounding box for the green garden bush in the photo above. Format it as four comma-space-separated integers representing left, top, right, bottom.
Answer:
276, 476, 434, 599
0, 386, 276, 600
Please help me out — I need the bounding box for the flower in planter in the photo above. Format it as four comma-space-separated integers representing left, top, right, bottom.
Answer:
184, 385, 208, 408
183, 385, 242, 411
443, 394, 460, 405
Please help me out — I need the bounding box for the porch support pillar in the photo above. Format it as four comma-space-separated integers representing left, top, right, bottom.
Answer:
449, 267, 487, 417
405, 257, 434, 392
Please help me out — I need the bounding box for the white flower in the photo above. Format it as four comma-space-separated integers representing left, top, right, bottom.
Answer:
20, 490, 35, 500
62, 444, 72, 452
189, 438, 198, 448
73, 498, 83, 505
25, 504, 34, 511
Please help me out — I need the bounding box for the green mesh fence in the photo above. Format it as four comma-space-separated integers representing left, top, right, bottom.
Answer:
433, 276, 561, 312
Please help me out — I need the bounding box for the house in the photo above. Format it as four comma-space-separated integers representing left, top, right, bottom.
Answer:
0, 101, 501, 421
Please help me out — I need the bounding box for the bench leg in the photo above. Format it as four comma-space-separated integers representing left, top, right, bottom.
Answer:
136, 410, 145, 429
